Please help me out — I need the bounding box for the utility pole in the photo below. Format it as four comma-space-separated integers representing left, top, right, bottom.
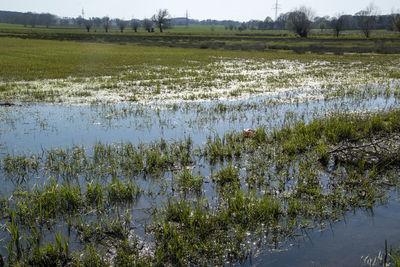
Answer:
272, 0, 281, 21
82, 8, 85, 19
185, 10, 189, 28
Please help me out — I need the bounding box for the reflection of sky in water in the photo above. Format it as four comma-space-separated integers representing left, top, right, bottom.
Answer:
0, 93, 399, 266
0, 94, 398, 155
251, 191, 400, 267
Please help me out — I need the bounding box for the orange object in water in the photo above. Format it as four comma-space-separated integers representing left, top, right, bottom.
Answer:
243, 129, 255, 137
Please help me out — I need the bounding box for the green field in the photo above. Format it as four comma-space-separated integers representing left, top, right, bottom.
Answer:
1, 35, 399, 104
1, 23, 399, 54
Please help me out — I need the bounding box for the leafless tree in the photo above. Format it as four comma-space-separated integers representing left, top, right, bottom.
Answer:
275, 13, 289, 30
42, 13, 56, 28
92, 17, 102, 32
116, 19, 127, 33
143, 19, 153, 32
60, 18, 70, 26
331, 14, 347, 37
152, 9, 171, 33
286, 6, 314, 38
319, 22, 326, 32
84, 18, 92, 32
355, 3, 378, 38
103, 16, 110, 32
27, 12, 38, 28
131, 19, 140, 32
76, 16, 85, 28
393, 14, 400, 32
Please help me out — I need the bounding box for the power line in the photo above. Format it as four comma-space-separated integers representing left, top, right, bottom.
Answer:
272, 0, 281, 20
185, 10, 189, 28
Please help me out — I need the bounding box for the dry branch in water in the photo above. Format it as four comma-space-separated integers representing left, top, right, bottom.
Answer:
328, 133, 400, 167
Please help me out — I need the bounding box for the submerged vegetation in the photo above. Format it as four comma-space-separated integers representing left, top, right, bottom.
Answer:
0, 109, 399, 265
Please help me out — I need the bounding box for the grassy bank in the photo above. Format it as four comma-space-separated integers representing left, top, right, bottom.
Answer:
1, 24, 399, 54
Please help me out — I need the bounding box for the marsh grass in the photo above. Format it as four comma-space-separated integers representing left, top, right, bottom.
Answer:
175, 169, 203, 193
0, 108, 399, 266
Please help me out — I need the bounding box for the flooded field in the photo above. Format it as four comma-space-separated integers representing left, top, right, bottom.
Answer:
0, 37, 400, 266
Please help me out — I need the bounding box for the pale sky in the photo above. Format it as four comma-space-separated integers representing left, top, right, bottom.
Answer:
1, 0, 399, 21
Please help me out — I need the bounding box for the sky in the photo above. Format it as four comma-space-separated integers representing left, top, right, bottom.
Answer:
1, 0, 399, 21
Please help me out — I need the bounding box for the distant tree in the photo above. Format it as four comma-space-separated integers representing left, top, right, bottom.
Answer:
103, 16, 110, 32
42, 13, 56, 28
116, 19, 127, 32
393, 14, 400, 32
228, 24, 234, 30
59, 18, 70, 26
143, 18, 153, 32
275, 13, 289, 30
152, 9, 171, 32
286, 7, 314, 37
92, 17, 102, 31
264, 17, 274, 30
76, 16, 85, 28
131, 19, 140, 32
27, 12, 38, 27
319, 22, 326, 32
355, 3, 378, 38
331, 15, 347, 37
84, 18, 93, 32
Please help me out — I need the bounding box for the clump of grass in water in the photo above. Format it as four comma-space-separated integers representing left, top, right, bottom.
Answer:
85, 180, 104, 207
74, 211, 132, 244
107, 179, 141, 204
26, 231, 71, 266
213, 163, 240, 187
153, 188, 283, 266
175, 169, 203, 192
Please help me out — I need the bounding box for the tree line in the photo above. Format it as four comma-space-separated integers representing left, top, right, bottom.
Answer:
0, 5, 399, 37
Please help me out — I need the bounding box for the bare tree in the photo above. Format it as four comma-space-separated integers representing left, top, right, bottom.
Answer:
60, 18, 70, 27
76, 16, 85, 28
263, 17, 274, 30
275, 13, 289, 30
103, 16, 110, 32
27, 12, 38, 28
393, 14, 400, 32
116, 19, 127, 33
152, 9, 171, 33
84, 18, 92, 32
143, 18, 153, 32
92, 17, 102, 32
131, 19, 140, 32
42, 13, 56, 28
319, 22, 326, 32
331, 15, 346, 37
286, 6, 314, 38
356, 3, 378, 38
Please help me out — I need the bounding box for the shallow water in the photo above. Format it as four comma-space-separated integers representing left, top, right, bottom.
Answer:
0, 91, 399, 265
248, 191, 400, 266
0, 94, 397, 155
